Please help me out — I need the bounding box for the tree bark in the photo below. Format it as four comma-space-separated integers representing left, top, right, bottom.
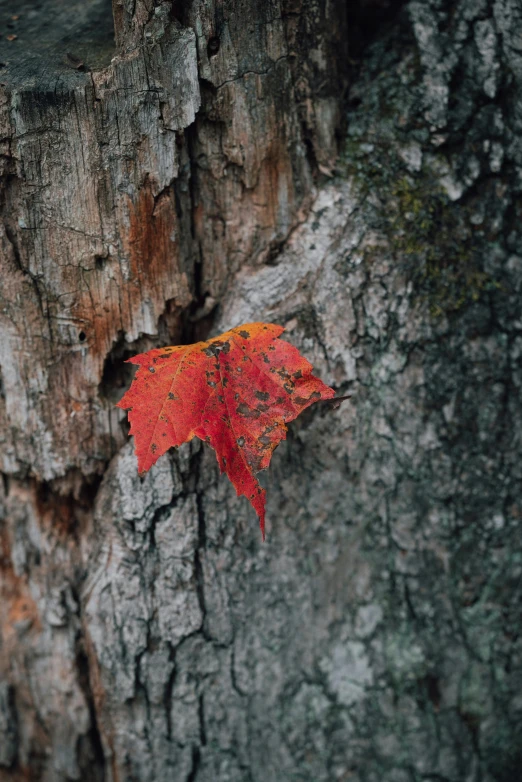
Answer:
1, 0, 521, 781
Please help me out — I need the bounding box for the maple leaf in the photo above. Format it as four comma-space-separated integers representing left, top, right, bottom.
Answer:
117, 323, 335, 540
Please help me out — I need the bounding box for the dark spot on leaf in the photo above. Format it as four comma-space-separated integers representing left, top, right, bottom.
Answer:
239, 330, 250, 338
236, 403, 261, 418
259, 435, 271, 445
310, 391, 321, 400
237, 436, 245, 447
222, 341, 231, 354
234, 393, 240, 400
222, 456, 227, 466
255, 390, 270, 401
218, 395, 224, 403
208, 380, 217, 388
268, 345, 275, 351
284, 383, 294, 394
261, 352, 270, 364
293, 370, 302, 379
168, 392, 175, 400
205, 436, 211, 442
151, 443, 157, 453
223, 377, 228, 386
294, 396, 308, 405
257, 403, 269, 412
159, 352, 171, 358
249, 454, 262, 471
203, 346, 217, 357
148, 366, 155, 373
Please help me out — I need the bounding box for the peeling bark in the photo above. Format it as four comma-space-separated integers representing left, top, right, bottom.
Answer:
1, 0, 522, 781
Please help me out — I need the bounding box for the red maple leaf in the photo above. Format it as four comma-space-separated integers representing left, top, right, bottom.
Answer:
117, 322, 334, 539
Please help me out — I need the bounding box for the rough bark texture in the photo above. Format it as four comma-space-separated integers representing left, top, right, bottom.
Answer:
1, 0, 521, 781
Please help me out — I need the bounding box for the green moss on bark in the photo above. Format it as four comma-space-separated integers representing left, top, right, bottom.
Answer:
340, 138, 501, 317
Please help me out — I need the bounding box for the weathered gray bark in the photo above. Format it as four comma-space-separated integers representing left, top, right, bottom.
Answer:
1, 0, 522, 781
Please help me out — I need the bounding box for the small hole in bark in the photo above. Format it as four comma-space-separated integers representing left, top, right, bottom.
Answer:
264, 239, 285, 266
94, 255, 106, 270
78, 331, 87, 343
207, 36, 220, 57
0, 63, 6, 69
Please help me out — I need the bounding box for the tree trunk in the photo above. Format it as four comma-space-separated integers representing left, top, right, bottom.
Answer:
1, 0, 521, 780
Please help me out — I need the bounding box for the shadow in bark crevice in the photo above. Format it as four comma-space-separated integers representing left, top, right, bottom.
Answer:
347, 0, 409, 62
75, 640, 106, 782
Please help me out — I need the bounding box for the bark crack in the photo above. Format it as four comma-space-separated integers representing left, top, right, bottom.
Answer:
212, 54, 289, 91
74, 631, 107, 781
194, 459, 208, 640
